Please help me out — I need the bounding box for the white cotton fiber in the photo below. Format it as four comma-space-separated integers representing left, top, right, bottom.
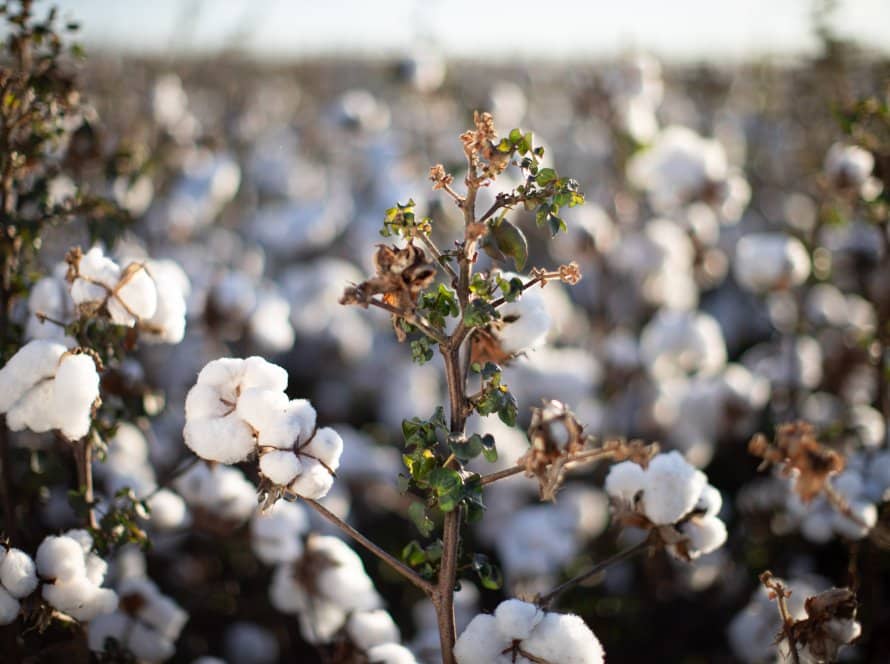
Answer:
521, 611, 605, 664
304, 427, 343, 471
346, 610, 401, 651
494, 599, 544, 641
259, 450, 302, 485
0, 548, 38, 598
604, 461, 646, 504
52, 353, 100, 440
453, 614, 504, 663
0, 585, 20, 625
366, 643, 419, 664
184, 413, 255, 464
108, 262, 158, 325
241, 356, 288, 393
680, 516, 728, 558
36, 535, 87, 582
642, 451, 706, 525
236, 388, 291, 436
288, 460, 334, 500
0, 340, 67, 413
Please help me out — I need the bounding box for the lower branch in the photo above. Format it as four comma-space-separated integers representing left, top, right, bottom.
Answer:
302, 498, 436, 596
434, 507, 461, 664
537, 537, 651, 608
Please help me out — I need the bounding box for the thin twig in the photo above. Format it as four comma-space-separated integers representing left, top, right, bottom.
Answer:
366, 298, 448, 345
73, 437, 98, 530
415, 231, 459, 283
302, 497, 435, 596
537, 537, 651, 608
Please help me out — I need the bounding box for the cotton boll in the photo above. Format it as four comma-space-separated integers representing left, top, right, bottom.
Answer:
236, 388, 291, 441
248, 290, 295, 353
825, 142, 874, 188
0, 548, 38, 598
184, 413, 255, 464
695, 484, 723, 518
126, 618, 177, 662
6, 378, 57, 434
36, 535, 87, 583
734, 233, 810, 294
494, 599, 544, 641
70, 247, 121, 311
346, 610, 400, 651
640, 310, 726, 379
521, 611, 605, 664
26, 273, 73, 340
146, 489, 189, 530
0, 586, 20, 625
174, 463, 256, 525
605, 461, 646, 504
259, 450, 301, 485
642, 451, 707, 525
241, 356, 289, 393
43, 575, 118, 621
366, 643, 418, 664
119, 577, 188, 641
88, 611, 128, 652
52, 353, 100, 440
250, 500, 308, 565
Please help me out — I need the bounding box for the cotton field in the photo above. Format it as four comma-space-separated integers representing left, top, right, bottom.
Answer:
0, 1, 888, 662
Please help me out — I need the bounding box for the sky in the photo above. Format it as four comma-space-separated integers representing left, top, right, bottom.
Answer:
46, 0, 890, 62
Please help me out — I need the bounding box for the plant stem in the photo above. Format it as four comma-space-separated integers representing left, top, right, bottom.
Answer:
73, 437, 98, 530
0, 418, 15, 540
302, 497, 435, 596
537, 537, 650, 608
367, 298, 448, 345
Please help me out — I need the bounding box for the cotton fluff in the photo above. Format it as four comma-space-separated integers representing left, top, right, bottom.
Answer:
174, 463, 257, 525
38, 531, 117, 621
0, 585, 20, 625
346, 609, 401, 652
0, 340, 100, 441
454, 599, 604, 664
89, 576, 187, 662
70, 247, 158, 326
496, 283, 552, 355
733, 233, 811, 293
0, 548, 38, 599
184, 356, 288, 463
250, 500, 309, 565
640, 452, 707, 525
366, 643, 418, 664
824, 142, 880, 199
269, 535, 380, 644
140, 259, 189, 344
640, 310, 726, 379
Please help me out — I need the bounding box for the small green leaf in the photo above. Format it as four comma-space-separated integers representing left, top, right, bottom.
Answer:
490, 218, 528, 271
409, 501, 435, 537
536, 168, 558, 186
472, 554, 503, 590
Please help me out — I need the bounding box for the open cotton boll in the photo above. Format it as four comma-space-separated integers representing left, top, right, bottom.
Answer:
259, 451, 301, 485
642, 451, 707, 525
0, 586, 20, 625
346, 610, 401, 651
52, 353, 100, 440
0, 548, 38, 598
453, 614, 505, 662
5, 378, 56, 434
250, 500, 308, 565
640, 310, 726, 379
174, 463, 257, 524
0, 339, 68, 414
119, 577, 188, 641
831, 500, 877, 540
108, 262, 158, 326
605, 461, 646, 504
36, 535, 87, 582
70, 247, 121, 310
824, 142, 874, 188
248, 290, 295, 353
695, 484, 723, 518
734, 233, 811, 294
366, 643, 418, 664
146, 490, 189, 530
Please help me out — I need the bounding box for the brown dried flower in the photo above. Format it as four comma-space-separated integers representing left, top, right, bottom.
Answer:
749, 421, 844, 503
429, 164, 454, 191
519, 400, 586, 500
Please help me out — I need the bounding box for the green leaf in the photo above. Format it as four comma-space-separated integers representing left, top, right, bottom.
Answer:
463, 299, 498, 328
409, 501, 435, 537
498, 392, 518, 426
481, 434, 498, 463
547, 214, 567, 237
536, 168, 558, 186
429, 467, 463, 512
490, 218, 528, 271
472, 554, 503, 590
411, 337, 434, 364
